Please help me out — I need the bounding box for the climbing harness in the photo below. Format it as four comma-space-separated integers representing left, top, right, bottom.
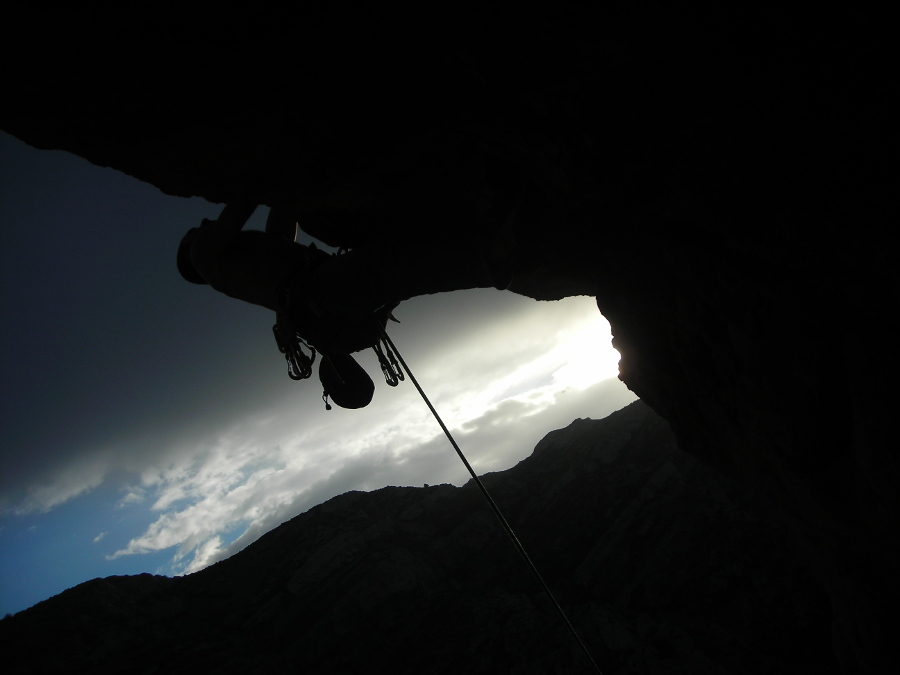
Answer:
274, 311, 402, 406
380, 328, 604, 675
272, 239, 409, 407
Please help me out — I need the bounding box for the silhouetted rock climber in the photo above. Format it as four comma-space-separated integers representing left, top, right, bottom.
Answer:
177, 194, 527, 409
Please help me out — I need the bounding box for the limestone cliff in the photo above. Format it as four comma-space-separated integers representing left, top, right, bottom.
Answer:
1, 5, 895, 671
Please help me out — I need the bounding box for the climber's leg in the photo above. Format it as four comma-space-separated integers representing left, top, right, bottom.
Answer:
265, 208, 299, 243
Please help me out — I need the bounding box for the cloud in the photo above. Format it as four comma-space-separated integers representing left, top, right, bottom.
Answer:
107, 441, 292, 562
107, 371, 635, 577
93, 532, 108, 543
105, 407, 440, 569
9, 452, 111, 515
117, 487, 146, 507
183, 536, 224, 574
174, 438, 463, 573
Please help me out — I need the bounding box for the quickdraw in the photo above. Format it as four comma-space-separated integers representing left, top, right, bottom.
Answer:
272, 321, 316, 380
373, 336, 404, 387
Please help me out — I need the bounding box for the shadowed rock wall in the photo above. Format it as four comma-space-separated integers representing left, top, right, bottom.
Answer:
2, 5, 896, 671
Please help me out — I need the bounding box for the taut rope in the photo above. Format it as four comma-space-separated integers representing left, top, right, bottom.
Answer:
381, 329, 603, 674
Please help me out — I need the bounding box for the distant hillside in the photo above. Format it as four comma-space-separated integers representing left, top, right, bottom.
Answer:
0, 401, 836, 673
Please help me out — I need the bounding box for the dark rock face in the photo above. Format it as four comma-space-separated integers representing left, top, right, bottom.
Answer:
2, 5, 895, 671
0, 402, 836, 673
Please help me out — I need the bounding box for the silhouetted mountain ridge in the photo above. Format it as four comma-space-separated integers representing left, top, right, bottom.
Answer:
0, 401, 835, 673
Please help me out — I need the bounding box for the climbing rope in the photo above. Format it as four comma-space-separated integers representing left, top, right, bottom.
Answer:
381, 329, 603, 674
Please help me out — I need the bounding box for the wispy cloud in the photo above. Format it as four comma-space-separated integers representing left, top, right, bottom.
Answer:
10, 453, 111, 515
117, 487, 146, 507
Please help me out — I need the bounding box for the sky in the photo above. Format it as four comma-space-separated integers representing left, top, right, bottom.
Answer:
0, 130, 637, 617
